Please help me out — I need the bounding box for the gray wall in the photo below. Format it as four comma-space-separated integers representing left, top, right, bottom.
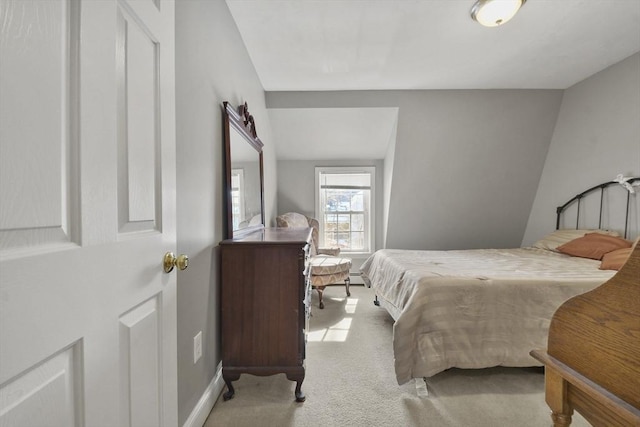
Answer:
523, 53, 640, 245
382, 117, 398, 249
267, 90, 563, 250
175, 2, 277, 424
277, 158, 384, 273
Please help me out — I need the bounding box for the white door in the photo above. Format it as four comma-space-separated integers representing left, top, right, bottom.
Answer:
0, 0, 178, 426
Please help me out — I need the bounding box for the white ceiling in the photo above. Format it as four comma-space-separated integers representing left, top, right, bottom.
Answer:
226, 0, 640, 91
226, 0, 640, 160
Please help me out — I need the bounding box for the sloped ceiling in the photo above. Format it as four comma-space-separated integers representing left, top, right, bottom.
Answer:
226, 0, 640, 160
227, 0, 640, 91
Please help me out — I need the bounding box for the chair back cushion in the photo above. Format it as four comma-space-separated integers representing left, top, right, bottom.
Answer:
276, 212, 317, 255
276, 212, 309, 228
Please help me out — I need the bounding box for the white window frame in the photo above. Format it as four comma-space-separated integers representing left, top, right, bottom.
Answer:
315, 166, 375, 255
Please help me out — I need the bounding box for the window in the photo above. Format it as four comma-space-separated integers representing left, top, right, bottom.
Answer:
315, 167, 375, 254
231, 168, 245, 230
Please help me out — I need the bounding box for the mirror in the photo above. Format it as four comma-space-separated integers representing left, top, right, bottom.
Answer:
223, 101, 265, 239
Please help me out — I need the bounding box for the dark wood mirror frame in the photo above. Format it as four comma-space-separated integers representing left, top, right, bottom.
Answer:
222, 101, 265, 239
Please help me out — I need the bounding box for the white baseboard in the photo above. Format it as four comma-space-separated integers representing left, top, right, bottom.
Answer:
182, 362, 224, 427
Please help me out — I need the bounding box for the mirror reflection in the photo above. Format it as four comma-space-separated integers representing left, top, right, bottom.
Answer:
229, 128, 262, 231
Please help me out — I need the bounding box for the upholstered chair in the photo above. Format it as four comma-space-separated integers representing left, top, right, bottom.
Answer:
276, 212, 352, 309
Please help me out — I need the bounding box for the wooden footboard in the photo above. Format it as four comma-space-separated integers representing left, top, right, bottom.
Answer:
531, 244, 640, 427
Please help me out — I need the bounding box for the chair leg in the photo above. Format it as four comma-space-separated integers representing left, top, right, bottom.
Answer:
317, 286, 325, 309
345, 277, 351, 297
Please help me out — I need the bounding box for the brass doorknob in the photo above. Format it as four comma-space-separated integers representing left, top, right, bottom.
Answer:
176, 254, 189, 270
163, 252, 189, 273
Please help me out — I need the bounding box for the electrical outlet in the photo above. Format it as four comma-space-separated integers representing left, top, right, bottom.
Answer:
193, 331, 202, 364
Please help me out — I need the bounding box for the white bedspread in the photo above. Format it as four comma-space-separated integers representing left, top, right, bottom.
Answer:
360, 247, 615, 385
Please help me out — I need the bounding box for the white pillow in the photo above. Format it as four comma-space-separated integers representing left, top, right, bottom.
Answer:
532, 229, 620, 252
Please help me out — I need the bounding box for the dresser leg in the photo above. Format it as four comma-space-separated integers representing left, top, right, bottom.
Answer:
222, 380, 235, 401
294, 379, 306, 402
222, 372, 239, 401
286, 371, 306, 402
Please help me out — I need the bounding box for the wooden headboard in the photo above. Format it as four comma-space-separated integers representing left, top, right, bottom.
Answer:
531, 243, 640, 426
556, 177, 640, 239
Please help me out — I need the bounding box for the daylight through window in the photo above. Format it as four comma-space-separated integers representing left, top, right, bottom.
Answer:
316, 167, 374, 253
231, 169, 245, 230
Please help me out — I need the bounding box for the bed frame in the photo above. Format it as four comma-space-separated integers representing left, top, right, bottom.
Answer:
530, 243, 640, 427
556, 177, 639, 238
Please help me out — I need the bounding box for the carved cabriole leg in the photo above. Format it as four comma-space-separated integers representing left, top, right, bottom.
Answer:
222, 381, 235, 401
317, 286, 325, 309
222, 371, 240, 401
285, 371, 306, 402
545, 367, 573, 427
294, 379, 306, 402
345, 277, 351, 297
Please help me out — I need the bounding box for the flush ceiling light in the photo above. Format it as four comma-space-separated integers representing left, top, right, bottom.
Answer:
470, 0, 527, 27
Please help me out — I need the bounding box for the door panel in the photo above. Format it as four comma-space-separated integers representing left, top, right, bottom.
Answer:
119, 296, 162, 427
0, 0, 79, 253
0, 0, 177, 425
117, 4, 160, 233
0, 344, 82, 427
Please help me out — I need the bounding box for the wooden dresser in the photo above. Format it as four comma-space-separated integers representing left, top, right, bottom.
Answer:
220, 227, 312, 402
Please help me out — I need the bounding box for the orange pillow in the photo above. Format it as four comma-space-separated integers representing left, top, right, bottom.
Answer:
556, 233, 632, 260
599, 247, 633, 270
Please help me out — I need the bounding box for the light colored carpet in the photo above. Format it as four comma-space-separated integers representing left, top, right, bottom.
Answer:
204, 285, 588, 427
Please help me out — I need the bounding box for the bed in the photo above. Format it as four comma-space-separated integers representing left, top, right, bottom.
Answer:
360, 177, 639, 385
